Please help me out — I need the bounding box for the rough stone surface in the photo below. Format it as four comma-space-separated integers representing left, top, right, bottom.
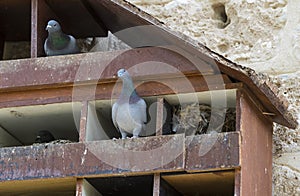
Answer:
127, 0, 300, 195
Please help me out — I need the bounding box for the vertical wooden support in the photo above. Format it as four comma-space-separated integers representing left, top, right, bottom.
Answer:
153, 173, 161, 196
79, 100, 88, 142
156, 97, 164, 136
238, 90, 273, 195
76, 178, 84, 196
234, 169, 241, 196
31, 0, 56, 57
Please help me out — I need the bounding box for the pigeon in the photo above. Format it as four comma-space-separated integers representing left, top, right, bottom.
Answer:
44, 20, 80, 56
35, 130, 55, 143
112, 69, 147, 139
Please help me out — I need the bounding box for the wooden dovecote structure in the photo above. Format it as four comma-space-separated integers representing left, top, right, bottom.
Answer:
0, 0, 297, 196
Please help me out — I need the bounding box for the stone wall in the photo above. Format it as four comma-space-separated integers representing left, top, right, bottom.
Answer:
127, 0, 300, 195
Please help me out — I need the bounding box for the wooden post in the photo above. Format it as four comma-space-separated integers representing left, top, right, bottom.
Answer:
156, 97, 164, 136
153, 173, 161, 196
79, 101, 88, 142
238, 91, 273, 195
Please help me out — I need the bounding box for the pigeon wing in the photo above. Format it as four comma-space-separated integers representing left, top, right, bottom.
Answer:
112, 102, 119, 132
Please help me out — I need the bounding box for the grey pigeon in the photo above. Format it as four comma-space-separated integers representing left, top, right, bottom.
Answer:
112, 69, 147, 139
44, 20, 79, 56
35, 130, 55, 143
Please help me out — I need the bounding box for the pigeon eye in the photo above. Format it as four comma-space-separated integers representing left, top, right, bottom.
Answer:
54, 24, 57, 27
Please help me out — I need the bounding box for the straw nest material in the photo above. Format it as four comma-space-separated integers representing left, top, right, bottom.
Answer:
172, 103, 236, 136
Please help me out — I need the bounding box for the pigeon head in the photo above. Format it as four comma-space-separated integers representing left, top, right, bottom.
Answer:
117, 68, 130, 79
35, 130, 55, 143
46, 20, 61, 33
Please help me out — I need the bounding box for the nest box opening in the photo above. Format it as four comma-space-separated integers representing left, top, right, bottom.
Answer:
0, 102, 80, 147
85, 175, 154, 196
162, 171, 235, 195
0, 0, 31, 60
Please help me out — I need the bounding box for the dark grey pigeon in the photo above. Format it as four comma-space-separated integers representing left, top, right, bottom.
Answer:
112, 69, 147, 139
35, 130, 55, 143
44, 20, 79, 56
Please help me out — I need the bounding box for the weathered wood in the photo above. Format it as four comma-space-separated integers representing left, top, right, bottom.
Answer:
0, 47, 217, 90
155, 98, 164, 136
238, 91, 273, 196
0, 73, 234, 108
185, 132, 240, 171
79, 101, 88, 142
153, 173, 160, 196
0, 134, 184, 181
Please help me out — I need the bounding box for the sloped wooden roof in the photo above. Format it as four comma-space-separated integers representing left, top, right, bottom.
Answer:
0, 0, 297, 129
84, 0, 297, 128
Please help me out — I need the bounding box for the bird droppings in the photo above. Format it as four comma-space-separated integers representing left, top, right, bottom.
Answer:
172, 103, 236, 135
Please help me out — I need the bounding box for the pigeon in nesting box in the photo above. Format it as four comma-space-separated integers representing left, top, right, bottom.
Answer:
112, 69, 147, 139
35, 130, 55, 143
44, 20, 80, 56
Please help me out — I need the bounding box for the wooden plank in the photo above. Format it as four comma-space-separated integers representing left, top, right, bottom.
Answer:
238, 91, 273, 195
0, 74, 235, 108
185, 132, 240, 172
0, 134, 184, 181
0, 47, 217, 90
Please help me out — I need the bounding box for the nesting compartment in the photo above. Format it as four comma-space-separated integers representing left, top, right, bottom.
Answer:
0, 102, 81, 147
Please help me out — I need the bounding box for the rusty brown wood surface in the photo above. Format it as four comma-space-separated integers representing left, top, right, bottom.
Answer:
0, 133, 241, 181
0, 73, 234, 108
0, 47, 216, 90
0, 134, 185, 181
185, 132, 240, 171
238, 92, 273, 196
79, 101, 88, 142
155, 98, 164, 136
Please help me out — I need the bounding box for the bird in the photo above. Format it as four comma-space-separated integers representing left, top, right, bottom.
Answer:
112, 69, 147, 139
35, 130, 55, 143
44, 20, 80, 56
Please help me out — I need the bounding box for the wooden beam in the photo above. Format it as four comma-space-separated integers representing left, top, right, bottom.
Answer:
238, 91, 273, 195
0, 134, 185, 181
185, 132, 240, 172
0, 48, 217, 90
0, 74, 235, 108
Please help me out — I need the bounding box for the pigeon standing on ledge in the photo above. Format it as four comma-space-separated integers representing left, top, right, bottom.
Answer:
35, 130, 55, 143
112, 69, 147, 139
44, 20, 79, 56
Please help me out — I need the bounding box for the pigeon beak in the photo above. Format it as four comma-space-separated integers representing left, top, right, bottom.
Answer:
46, 25, 51, 31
